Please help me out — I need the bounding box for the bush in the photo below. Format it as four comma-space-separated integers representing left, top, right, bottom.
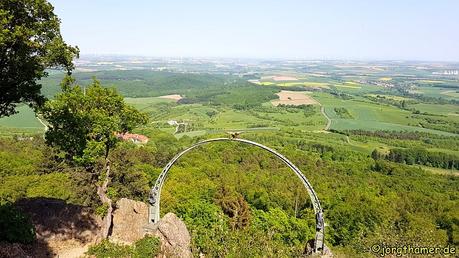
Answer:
133, 236, 161, 258
86, 239, 131, 258
0, 204, 35, 244
86, 236, 160, 258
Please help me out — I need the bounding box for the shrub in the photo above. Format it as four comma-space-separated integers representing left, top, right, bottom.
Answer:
0, 204, 35, 244
86, 236, 160, 258
133, 236, 161, 258
86, 239, 131, 258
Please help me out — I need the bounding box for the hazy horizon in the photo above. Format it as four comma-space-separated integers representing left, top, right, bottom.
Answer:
50, 0, 459, 61
75, 54, 459, 63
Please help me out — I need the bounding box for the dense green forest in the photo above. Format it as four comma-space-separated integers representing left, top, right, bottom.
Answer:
1, 128, 458, 257
40, 71, 278, 106
380, 147, 459, 169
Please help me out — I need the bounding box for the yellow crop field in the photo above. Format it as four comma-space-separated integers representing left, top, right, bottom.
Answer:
344, 81, 359, 85
366, 94, 411, 101
419, 80, 445, 83
282, 82, 329, 87
335, 84, 361, 89
259, 82, 276, 86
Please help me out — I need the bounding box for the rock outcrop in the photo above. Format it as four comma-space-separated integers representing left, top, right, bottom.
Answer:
15, 198, 101, 244
110, 198, 150, 244
304, 239, 333, 257
150, 213, 192, 258
0, 198, 192, 258
0, 198, 102, 258
110, 198, 192, 257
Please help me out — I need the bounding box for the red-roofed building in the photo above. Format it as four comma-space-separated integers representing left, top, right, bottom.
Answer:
115, 133, 149, 144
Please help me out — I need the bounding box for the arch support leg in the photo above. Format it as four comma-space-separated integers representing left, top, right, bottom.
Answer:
149, 202, 160, 224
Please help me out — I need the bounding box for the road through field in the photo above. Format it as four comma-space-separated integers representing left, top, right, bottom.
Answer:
320, 106, 331, 130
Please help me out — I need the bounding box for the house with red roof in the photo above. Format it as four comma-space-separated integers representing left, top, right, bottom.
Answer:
115, 133, 149, 144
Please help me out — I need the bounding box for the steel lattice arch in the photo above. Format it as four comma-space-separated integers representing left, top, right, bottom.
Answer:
148, 137, 325, 253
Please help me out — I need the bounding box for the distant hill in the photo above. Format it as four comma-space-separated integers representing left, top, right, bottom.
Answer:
40, 70, 277, 105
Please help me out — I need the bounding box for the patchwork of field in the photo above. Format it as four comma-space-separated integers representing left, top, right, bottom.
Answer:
313, 92, 458, 136
2, 68, 458, 164
255, 76, 389, 94
2, 67, 458, 180
133, 100, 326, 136
271, 91, 319, 106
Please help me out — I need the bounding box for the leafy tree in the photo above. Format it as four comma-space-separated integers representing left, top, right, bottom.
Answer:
215, 186, 251, 229
0, 0, 78, 117
39, 77, 148, 238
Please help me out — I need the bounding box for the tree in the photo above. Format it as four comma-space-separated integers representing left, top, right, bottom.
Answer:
0, 0, 79, 117
215, 186, 251, 230
39, 77, 148, 239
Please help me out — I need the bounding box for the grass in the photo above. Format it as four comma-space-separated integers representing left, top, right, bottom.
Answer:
416, 165, 459, 176
0, 106, 44, 135
125, 97, 175, 110
411, 103, 459, 118
175, 130, 207, 139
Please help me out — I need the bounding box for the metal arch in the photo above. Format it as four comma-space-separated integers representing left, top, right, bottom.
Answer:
148, 137, 325, 253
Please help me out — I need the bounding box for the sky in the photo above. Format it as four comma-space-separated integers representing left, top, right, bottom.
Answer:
49, 0, 459, 61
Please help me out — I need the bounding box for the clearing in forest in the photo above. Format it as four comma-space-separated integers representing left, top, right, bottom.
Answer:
271, 90, 319, 106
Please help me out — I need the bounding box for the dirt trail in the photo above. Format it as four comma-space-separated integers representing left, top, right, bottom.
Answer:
320, 106, 331, 131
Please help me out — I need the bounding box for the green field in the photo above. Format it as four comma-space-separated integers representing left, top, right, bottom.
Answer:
125, 97, 176, 107
412, 103, 459, 116
0, 106, 44, 135
414, 85, 459, 100
314, 92, 458, 136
